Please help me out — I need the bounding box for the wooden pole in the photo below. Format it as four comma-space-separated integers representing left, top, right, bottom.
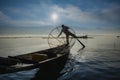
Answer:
75, 37, 85, 48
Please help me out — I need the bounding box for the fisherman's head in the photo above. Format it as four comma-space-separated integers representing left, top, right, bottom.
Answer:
62, 24, 64, 27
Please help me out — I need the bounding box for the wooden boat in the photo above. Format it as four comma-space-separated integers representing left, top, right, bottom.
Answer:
0, 44, 70, 77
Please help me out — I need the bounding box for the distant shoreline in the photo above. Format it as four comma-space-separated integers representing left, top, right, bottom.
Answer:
0, 36, 43, 39
0, 36, 93, 39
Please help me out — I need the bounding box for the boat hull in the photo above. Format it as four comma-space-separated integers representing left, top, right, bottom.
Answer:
33, 52, 69, 80
0, 44, 70, 78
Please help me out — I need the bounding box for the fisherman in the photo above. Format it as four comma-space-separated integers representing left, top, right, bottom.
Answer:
58, 24, 85, 48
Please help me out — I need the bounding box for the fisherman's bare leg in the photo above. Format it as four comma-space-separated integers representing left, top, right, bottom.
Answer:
66, 35, 69, 44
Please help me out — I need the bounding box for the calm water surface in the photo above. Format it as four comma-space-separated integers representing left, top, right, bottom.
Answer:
0, 35, 120, 80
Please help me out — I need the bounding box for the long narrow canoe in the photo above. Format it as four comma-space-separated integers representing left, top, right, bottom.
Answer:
0, 44, 70, 76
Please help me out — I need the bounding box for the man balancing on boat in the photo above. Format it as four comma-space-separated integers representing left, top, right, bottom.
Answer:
58, 24, 85, 48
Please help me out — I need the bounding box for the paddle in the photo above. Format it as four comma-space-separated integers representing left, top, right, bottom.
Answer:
74, 36, 85, 48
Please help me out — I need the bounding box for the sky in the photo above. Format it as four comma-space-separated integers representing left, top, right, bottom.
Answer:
0, 0, 120, 35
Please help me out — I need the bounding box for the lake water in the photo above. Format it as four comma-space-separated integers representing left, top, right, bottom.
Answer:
0, 35, 120, 80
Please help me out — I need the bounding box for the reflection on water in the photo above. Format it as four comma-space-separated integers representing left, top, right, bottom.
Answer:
0, 35, 120, 80
0, 69, 39, 80
59, 36, 120, 80
0, 38, 49, 57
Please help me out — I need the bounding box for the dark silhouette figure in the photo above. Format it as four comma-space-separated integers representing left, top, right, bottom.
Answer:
58, 24, 85, 48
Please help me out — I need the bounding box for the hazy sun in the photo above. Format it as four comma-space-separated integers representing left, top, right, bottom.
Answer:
51, 13, 58, 21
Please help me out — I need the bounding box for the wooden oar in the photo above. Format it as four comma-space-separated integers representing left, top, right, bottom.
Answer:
75, 37, 85, 48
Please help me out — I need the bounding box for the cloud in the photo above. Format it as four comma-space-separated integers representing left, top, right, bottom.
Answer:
0, 11, 11, 23
59, 5, 120, 24
49, 4, 120, 31
10, 20, 51, 27
0, 11, 52, 27
101, 4, 120, 22
62, 5, 94, 22
0, 11, 10, 20
0, 3, 120, 28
